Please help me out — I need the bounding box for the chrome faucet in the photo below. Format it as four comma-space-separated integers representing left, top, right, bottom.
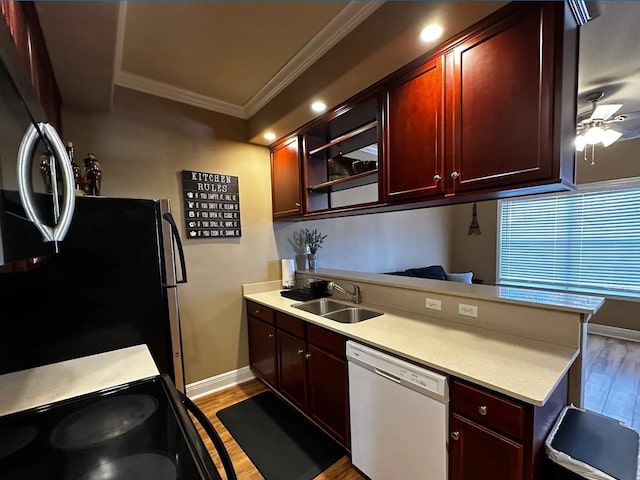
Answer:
327, 281, 361, 304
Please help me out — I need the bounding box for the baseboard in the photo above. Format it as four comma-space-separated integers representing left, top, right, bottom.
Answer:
186, 366, 255, 400
588, 324, 640, 342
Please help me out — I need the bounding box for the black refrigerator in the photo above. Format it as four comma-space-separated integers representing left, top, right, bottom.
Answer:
0, 195, 188, 392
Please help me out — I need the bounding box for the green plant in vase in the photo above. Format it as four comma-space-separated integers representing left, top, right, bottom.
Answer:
304, 228, 327, 271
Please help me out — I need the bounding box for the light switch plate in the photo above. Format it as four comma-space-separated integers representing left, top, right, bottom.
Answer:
458, 303, 478, 317
425, 298, 442, 310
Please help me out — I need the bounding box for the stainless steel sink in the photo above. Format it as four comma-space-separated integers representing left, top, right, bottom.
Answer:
321, 307, 383, 324
293, 298, 349, 315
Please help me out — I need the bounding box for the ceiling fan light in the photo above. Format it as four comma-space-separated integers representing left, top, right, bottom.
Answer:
575, 134, 586, 152
590, 104, 623, 121
584, 126, 604, 144
600, 128, 622, 147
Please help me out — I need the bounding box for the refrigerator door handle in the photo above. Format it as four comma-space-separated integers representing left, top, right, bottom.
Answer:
162, 212, 187, 285
17, 123, 76, 250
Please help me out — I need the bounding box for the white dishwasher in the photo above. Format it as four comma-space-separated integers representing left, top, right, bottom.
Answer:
347, 341, 448, 480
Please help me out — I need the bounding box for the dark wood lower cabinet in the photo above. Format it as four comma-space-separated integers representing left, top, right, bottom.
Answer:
277, 329, 307, 410
450, 413, 524, 480
247, 315, 277, 388
246, 301, 350, 449
306, 344, 349, 447
450, 376, 568, 480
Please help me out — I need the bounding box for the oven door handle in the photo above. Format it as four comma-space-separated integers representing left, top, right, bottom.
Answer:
181, 393, 237, 480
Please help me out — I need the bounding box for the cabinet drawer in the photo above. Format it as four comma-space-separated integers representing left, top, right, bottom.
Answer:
451, 380, 525, 440
276, 312, 305, 337
246, 301, 275, 324
307, 324, 346, 358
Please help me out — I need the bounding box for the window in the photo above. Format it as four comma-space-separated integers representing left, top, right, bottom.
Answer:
498, 185, 640, 298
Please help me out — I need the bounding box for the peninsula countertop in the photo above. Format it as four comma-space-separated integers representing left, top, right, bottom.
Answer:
244, 290, 579, 406
299, 268, 605, 317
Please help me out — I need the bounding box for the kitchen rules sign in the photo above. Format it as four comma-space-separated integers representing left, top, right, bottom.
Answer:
181, 170, 241, 238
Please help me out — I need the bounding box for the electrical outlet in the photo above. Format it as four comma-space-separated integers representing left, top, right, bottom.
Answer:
425, 298, 442, 310
458, 303, 478, 317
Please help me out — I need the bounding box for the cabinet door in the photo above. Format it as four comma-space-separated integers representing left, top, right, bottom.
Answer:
447, 3, 558, 194
247, 316, 278, 388
384, 57, 444, 201
306, 344, 349, 447
450, 413, 524, 480
271, 138, 302, 218
277, 329, 307, 410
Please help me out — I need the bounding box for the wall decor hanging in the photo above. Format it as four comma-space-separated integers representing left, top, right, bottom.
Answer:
181, 170, 241, 238
468, 202, 481, 235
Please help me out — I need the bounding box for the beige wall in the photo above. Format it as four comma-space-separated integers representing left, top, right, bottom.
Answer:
451, 138, 640, 331
63, 87, 281, 384
274, 206, 454, 274
62, 87, 455, 382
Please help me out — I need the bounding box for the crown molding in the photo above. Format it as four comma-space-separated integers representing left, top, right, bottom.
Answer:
112, 1, 384, 119
243, 1, 385, 118
111, 1, 128, 107
115, 71, 248, 118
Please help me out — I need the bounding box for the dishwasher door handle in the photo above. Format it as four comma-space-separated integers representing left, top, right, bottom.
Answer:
374, 368, 402, 384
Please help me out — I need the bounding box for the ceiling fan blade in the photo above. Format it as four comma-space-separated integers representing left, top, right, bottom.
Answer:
600, 128, 622, 147
590, 104, 623, 121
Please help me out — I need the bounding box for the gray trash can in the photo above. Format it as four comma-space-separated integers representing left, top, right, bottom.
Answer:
545, 406, 639, 480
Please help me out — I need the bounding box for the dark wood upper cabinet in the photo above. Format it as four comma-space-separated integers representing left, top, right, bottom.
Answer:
271, 137, 302, 218
277, 329, 307, 411
306, 343, 349, 447
0, 1, 62, 131
384, 57, 444, 202
446, 2, 576, 194
450, 413, 524, 480
269, 2, 578, 219
247, 315, 278, 389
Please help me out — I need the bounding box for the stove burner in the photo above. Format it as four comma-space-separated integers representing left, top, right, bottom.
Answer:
76, 453, 177, 480
0, 426, 37, 461
50, 395, 158, 450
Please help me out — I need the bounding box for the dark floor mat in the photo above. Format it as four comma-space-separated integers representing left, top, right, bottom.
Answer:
216, 391, 345, 480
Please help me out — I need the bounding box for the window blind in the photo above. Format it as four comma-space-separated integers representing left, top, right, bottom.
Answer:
498, 187, 640, 297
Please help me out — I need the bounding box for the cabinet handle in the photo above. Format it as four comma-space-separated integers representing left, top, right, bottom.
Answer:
295, 202, 301, 207
268, 333, 274, 339
305, 353, 311, 359
433, 174, 441, 182
478, 405, 487, 416
254, 309, 261, 315
451, 171, 460, 179
297, 349, 304, 355
451, 431, 460, 441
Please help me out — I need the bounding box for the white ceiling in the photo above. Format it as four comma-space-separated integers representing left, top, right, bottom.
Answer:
35, 1, 640, 139
578, 1, 640, 138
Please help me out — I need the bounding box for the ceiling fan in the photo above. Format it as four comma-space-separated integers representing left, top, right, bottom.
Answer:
576, 91, 640, 164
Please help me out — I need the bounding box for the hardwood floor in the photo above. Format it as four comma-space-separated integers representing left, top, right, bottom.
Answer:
193, 379, 365, 480
584, 334, 640, 432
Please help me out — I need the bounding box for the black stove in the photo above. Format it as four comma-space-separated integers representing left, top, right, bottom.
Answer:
0, 375, 221, 480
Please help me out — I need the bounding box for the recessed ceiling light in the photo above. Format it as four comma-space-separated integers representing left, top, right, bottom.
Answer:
311, 101, 327, 113
420, 24, 443, 42
263, 132, 276, 141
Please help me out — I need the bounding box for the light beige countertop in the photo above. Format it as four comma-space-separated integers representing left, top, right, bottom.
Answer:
0, 345, 159, 417
299, 268, 605, 316
245, 290, 579, 406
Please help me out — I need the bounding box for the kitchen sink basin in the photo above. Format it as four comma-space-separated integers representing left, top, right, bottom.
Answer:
293, 298, 349, 315
292, 299, 383, 323
321, 307, 383, 324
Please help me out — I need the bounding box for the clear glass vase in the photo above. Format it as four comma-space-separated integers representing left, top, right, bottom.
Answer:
307, 253, 317, 271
